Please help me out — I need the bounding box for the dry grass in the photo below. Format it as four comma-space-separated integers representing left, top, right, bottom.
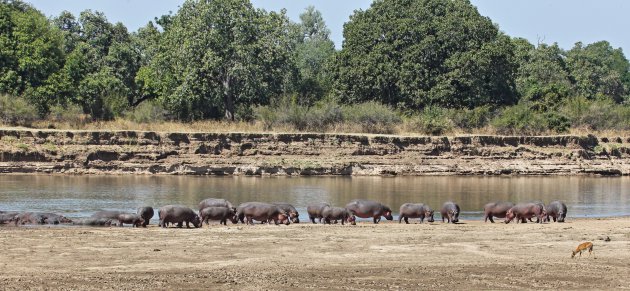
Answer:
2, 119, 630, 138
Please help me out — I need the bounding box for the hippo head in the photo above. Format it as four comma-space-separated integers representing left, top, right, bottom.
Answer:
557, 212, 566, 223
192, 215, 202, 228
289, 212, 300, 223
277, 212, 290, 225
229, 214, 239, 224
347, 214, 356, 225
504, 209, 515, 224
450, 210, 459, 223
426, 210, 435, 223
383, 207, 394, 221
136, 218, 145, 227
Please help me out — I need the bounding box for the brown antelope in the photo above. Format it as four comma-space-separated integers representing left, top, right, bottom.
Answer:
571, 242, 593, 258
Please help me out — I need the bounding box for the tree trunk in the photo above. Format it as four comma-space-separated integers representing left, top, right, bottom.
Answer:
223, 77, 234, 121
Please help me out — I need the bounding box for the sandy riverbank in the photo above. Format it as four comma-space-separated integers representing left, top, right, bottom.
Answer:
1, 217, 629, 290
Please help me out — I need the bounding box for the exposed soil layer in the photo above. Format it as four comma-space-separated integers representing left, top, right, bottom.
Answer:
1, 128, 630, 175
0, 218, 628, 290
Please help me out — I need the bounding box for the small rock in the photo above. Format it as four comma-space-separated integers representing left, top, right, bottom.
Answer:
153, 248, 161, 252
605, 236, 611, 242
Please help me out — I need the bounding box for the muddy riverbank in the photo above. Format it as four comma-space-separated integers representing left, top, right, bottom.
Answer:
1, 128, 630, 176
0, 217, 628, 290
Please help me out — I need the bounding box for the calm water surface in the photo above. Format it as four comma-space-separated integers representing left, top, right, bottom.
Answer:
1, 175, 630, 222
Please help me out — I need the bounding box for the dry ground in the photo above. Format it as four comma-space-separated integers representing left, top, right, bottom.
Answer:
1, 217, 629, 290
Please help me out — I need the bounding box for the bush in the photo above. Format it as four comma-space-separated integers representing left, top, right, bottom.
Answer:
124, 101, 166, 124
48, 104, 90, 127
491, 103, 547, 135
450, 105, 493, 131
562, 97, 630, 130
406, 107, 453, 135
0, 95, 39, 127
343, 102, 401, 134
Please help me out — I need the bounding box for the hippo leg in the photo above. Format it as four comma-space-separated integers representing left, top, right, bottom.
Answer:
488, 216, 495, 223
309, 216, 316, 224
373, 216, 380, 224
177, 222, 183, 228
404, 217, 410, 224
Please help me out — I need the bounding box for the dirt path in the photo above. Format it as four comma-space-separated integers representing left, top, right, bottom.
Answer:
1, 218, 629, 290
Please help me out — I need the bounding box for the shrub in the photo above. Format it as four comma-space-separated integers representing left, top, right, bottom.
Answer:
124, 102, 166, 124
491, 103, 547, 135
343, 102, 401, 134
0, 95, 39, 127
450, 105, 493, 131
406, 107, 453, 135
48, 104, 90, 127
562, 97, 630, 130
254, 106, 278, 130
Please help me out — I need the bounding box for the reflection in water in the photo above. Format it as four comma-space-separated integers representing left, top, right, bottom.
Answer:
1, 175, 629, 221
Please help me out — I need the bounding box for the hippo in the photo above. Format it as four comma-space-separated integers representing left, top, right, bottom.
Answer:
198, 198, 235, 212
345, 199, 393, 224
12, 212, 72, 225
137, 207, 154, 227
158, 205, 201, 228
440, 202, 460, 223
91, 211, 123, 220
200, 206, 238, 226
398, 203, 434, 224
72, 218, 112, 227
272, 203, 300, 223
546, 201, 567, 222
483, 202, 514, 223
321, 206, 356, 225
40, 213, 73, 225
307, 203, 330, 224
505, 203, 547, 224
236, 202, 290, 225
0, 212, 19, 224
117, 213, 144, 227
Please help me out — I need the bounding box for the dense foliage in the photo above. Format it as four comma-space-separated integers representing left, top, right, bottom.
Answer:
1, 0, 630, 135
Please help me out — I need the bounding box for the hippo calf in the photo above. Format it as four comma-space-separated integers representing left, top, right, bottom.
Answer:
483, 202, 514, 223
236, 202, 290, 225
200, 207, 237, 226
440, 202, 460, 223
198, 198, 235, 212
117, 213, 144, 227
505, 203, 546, 224
321, 206, 356, 225
272, 203, 300, 223
307, 203, 330, 224
546, 201, 567, 222
137, 207, 154, 227
399, 203, 434, 224
345, 199, 393, 224
73, 218, 112, 227
159, 205, 201, 228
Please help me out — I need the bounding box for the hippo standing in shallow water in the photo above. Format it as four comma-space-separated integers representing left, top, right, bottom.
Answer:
200, 207, 237, 226
307, 203, 330, 224
137, 207, 154, 227
321, 206, 356, 225
272, 203, 300, 223
158, 205, 201, 228
440, 202, 460, 223
399, 203, 434, 224
505, 203, 546, 224
236, 202, 290, 225
483, 202, 514, 223
345, 199, 393, 224
546, 201, 567, 222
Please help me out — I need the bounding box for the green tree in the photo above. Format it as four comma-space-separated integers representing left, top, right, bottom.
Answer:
566, 41, 630, 103
333, 0, 518, 110
293, 6, 336, 104
152, 0, 294, 121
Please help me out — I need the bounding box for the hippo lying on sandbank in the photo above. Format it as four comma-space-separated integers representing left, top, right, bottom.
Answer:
13, 212, 72, 225
399, 203, 434, 224
236, 202, 290, 225
72, 218, 113, 227
345, 199, 393, 224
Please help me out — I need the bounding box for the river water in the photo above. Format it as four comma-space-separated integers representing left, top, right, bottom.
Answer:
1, 175, 629, 222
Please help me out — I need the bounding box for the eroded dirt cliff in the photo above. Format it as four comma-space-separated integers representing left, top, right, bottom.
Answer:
0, 129, 629, 175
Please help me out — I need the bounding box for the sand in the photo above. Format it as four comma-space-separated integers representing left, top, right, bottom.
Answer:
1, 217, 629, 290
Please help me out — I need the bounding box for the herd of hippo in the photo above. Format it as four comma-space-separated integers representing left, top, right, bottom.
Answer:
0, 199, 568, 228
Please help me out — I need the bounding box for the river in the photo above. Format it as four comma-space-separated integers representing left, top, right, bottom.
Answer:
1, 175, 629, 222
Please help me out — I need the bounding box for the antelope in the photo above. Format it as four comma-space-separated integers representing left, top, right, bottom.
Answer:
571, 242, 593, 258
